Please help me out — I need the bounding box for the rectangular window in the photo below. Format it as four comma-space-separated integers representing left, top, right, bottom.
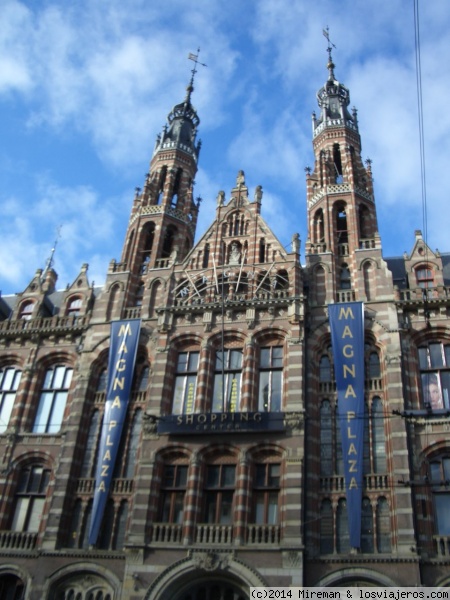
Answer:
33, 366, 73, 434
258, 346, 283, 411
172, 352, 199, 414
419, 344, 450, 410
11, 466, 50, 532
0, 367, 22, 434
160, 465, 188, 523
212, 350, 242, 412
253, 464, 280, 525
204, 465, 236, 524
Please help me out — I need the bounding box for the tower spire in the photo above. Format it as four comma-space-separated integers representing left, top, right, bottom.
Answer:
186, 48, 207, 104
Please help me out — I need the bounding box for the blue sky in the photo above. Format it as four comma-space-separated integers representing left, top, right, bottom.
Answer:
1, 0, 450, 295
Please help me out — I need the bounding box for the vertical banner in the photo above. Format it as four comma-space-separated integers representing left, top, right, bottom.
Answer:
89, 319, 141, 546
328, 302, 365, 549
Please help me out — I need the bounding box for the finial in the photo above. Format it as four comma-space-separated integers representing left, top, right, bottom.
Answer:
41, 225, 62, 282
186, 48, 207, 103
322, 26, 336, 80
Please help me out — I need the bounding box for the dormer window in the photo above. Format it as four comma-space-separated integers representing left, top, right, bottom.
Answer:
19, 301, 34, 321
66, 297, 82, 317
416, 267, 434, 289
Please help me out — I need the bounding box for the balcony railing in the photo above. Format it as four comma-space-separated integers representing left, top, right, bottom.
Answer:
195, 524, 233, 544
0, 314, 88, 334
150, 523, 183, 544
320, 474, 389, 492
0, 530, 38, 551
247, 524, 280, 545
434, 535, 450, 558
76, 478, 134, 495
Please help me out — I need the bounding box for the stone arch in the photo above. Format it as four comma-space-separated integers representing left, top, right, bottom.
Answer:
315, 566, 397, 587
144, 553, 267, 600
43, 562, 122, 600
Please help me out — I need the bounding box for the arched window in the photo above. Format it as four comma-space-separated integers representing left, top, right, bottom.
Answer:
339, 263, 351, 289
0, 574, 25, 599
259, 238, 266, 263
172, 351, 199, 414
315, 265, 326, 305
66, 297, 82, 317
19, 300, 34, 320
204, 463, 236, 524
106, 284, 120, 322
336, 498, 349, 553
0, 366, 22, 434
171, 168, 183, 207
140, 223, 155, 273
67, 498, 83, 548
333, 143, 343, 183
418, 342, 450, 409
202, 244, 210, 269
134, 282, 145, 307
258, 346, 283, 412
428, 455, 450, 535
320, 499, 333, 554
137, 366, 149, 392
361, 497, 374, 553
212, 348, 243, 412
33, 365, 73, 433
320, 400, 333, 476
11, 465, 50, 532
319, 355, 331, 382
372, 397, 387, 473
160, 464, 188, 523
81, 410, 100, 478
359, 204, 371, 239
363, 261, 373, 300
114, 500, 128, 549
124, 409, 142, 478
314, 208, 325, 244
376, 497, 391, 552
161, 225, 177, 259
98, 499, 115, 550
156, 166, 167, 204
148, 281, 161, 318
368, 351, 381, 379
336, 204, 348, 244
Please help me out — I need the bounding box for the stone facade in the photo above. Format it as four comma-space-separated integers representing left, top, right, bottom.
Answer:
0, 50, 450, 599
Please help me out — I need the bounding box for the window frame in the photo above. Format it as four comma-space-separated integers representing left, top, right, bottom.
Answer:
11, 465, 50, 532
212, 349, 243, 413
418, 342, 450, 409
0, 366, 22, 434
172, 351, 199, 414
258, 346, 283, 412
203, 464, 236, 524
159, 464, 188, 524
253, 463, 281, 525
32, 364, 73, 434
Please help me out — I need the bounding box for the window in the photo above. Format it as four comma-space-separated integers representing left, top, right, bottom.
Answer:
376, 497, 391, 552
319, 355, 331, 382
419, 342, 450, 409
258, 347, 283, 411
0, 575, 25, 599
339, 263, 351, 289
67, 297, 82, 317
368, 351, 381, 379
253, 463, 280, 524
19, 301, 34, 320
416, 267, 434, 289
0, 367, 21, 434
11, 465, 50, 532
212, 349, 243, 412
429, 456, 450, 535
319, 499, 333, 554
371, 397, 387, 473
160, 465, 188, 523
33, 365, 73, 433
336, 204, 348, 244
336, 498, 349, 553
80, 410, 100, 478
204, 464, 235, 524
172, 351, 199, 414
361, 497, 374, 552
320, 400, 333, 476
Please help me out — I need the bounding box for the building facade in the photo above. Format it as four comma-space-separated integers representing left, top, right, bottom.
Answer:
0, 49, 450, 599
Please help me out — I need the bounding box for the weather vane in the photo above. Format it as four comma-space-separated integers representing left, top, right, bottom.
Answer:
322, 26, 336, 50
188, 48, 207, 87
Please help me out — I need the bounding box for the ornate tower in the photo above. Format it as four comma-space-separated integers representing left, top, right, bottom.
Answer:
119, 62, 202, 304
305, 44, 381, 304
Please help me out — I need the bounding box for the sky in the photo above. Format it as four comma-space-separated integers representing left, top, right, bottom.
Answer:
1, 0, 450, 295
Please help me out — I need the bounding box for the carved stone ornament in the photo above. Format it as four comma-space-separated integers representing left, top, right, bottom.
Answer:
284, 411, 305, 431
191, 551, 231, 572
142, 412, 159, 435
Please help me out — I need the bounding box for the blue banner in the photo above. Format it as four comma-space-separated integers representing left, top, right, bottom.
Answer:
328, 302, 365, 549
89, 319, 141, 546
